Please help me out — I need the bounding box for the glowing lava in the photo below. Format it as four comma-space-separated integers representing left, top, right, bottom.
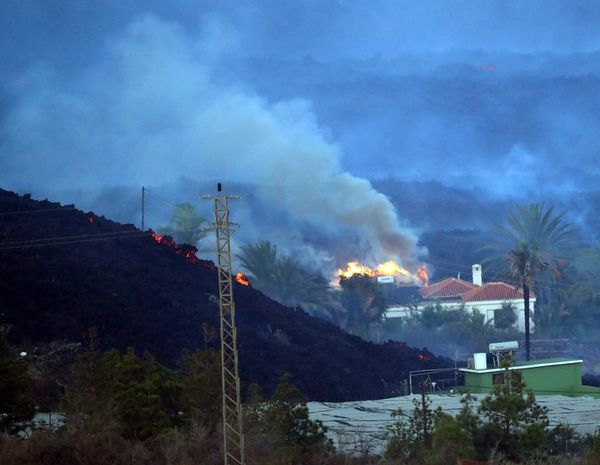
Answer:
151, 232, 175, 247
417, 352, 432, 361
338, 260, 429, 286
151, 232, 199, 264
236, 273, 250, 286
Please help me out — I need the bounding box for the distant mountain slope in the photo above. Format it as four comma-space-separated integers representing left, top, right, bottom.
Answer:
0, 188, 447, 401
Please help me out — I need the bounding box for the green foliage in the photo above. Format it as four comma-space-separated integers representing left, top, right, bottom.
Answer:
419, 302, 471, 329
545, 423, 586, 457
339, 274, 386, 338
63, 347, 114, 430
110, 348, 184, 439
381, 304, 516, 357
494, 302, 517, 329
384, 394, 445, 463
430, 415, 476, 465
495, 203, 576, 259
477, 372, 549, 461
492, 203, 577, 330
180, 348, 221, 431
237, 240, 278, 292
384, 377, 556, 464
65, 347, 184, 439
508, 241, 547, 288
261, 373, 332, 461
160, 202, 207, 245
237, 240, 339, 319
0, 334, 34, 434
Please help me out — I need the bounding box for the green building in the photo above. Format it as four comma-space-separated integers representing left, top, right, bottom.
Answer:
460, 358, 600, 396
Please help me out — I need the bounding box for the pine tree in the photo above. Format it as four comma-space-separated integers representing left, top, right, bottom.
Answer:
261, 373, 331, 462
478, 370, 549, 461
180, 348, 221, 431
0, 334, 34, 434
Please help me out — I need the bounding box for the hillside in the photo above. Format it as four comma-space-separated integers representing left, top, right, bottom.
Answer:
0, 188, 447, 401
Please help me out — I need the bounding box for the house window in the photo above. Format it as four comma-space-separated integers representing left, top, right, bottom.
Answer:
492, 373, 505, 385
511, 371, 522, 390
494, 304, 517, 329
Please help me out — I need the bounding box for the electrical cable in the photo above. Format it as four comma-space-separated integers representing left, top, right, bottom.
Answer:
142, 188, 181, 209
0, 229, 145, 246
0, 206, 75, 216
0, 231, 151, 251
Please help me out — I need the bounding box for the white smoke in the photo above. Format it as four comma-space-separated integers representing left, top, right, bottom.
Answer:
1, 15, 422, 269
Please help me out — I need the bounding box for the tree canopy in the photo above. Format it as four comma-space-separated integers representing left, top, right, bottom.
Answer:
160, 202, 207, 245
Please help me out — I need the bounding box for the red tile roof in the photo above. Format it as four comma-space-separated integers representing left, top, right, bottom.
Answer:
419, 278, 477, 299
461, 282, 527, 302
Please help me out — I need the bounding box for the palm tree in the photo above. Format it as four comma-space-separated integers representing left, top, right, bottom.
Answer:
493, 204, 576, 360
339, 274, 387, 339
161, 202, 207, 245
236, 240, 278, 295
236, 241, 339, 319
495, 204, 575, 261
507, 242, 546, 360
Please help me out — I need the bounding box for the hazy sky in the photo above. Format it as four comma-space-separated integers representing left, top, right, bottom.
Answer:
2, 1, 600, 265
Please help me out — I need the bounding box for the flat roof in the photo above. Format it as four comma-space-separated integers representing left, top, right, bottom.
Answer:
309, 393, 600, 455
460, 358, 583, 374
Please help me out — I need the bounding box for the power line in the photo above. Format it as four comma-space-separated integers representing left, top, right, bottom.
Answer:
0, 229, 145, 247
142, 188, 180, 209
0, 231, 150, 251
0, 206, 75, 216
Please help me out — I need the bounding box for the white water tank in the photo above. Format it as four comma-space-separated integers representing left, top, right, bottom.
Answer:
489, 341, 519, 352
473, 352, 487, 370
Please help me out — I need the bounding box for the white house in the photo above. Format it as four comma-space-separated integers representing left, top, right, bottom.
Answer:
385, 264, 535, 332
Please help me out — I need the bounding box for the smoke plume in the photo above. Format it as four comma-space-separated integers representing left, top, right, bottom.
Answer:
0, 15, 421, 269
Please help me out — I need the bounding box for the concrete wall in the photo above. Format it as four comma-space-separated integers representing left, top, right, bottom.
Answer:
463, 362, 587, 395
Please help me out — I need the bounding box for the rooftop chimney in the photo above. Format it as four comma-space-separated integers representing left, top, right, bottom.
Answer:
472, 264, 482, 286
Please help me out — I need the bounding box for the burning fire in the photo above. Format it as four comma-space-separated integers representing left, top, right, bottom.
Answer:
151, 232, 199, 264
377, 260, 411, 277
416, 265, 429, 287
236, 273, 250, 286
337, 260, 429, 286
151, 232, 175, 247
338, 261, 376, 278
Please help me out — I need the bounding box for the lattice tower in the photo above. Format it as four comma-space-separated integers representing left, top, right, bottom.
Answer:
205, 192, 245, 465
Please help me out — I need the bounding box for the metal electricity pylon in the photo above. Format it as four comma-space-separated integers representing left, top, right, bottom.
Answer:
202, 184, 245, 465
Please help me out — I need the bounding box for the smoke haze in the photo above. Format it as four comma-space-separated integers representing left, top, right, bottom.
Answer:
0, 13, 421, 269
2, 1, 600, 270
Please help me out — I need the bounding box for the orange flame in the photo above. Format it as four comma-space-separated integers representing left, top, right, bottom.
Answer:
377, 260, 411, 277
337, 261, 376, 278
236, 273, 250, 286
151, 232, 175, 247
338, 260, 429, 286
151, 232, 199, 264
416, 265, 429, 287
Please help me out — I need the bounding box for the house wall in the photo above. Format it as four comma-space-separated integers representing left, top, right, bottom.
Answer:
385, 298, 536, 333
464, 362, 584, 395
461, 299, 535, 333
